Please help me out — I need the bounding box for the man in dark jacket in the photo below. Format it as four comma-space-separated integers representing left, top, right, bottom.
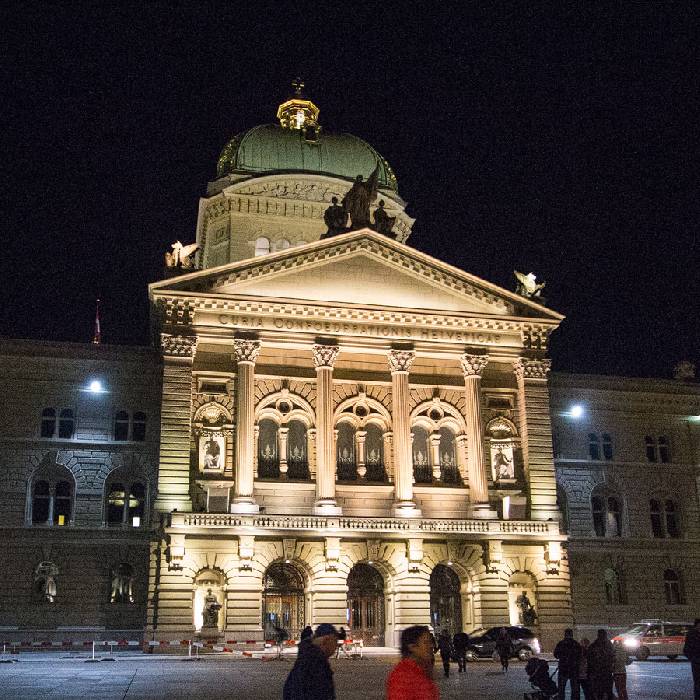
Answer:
283, 623, 338, 700
683, 619, 700, 700
453, 631, 470, 673
437, 629, 453, 677
586, 629, 614, 700
554, 628, 582, 699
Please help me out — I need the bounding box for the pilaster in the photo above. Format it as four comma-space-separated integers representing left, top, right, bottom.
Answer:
155, 333, 197, 513
515, 357, 558, 520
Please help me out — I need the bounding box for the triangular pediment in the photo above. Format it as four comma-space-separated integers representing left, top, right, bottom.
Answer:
150, 230, 563, 321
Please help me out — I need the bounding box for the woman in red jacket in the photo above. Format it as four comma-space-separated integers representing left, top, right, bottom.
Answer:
386, 625, 439, 700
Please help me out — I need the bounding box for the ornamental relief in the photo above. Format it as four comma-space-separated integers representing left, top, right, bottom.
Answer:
514, 357, 552, 381
161, 333, 197, 358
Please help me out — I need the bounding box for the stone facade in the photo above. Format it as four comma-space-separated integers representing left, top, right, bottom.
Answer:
550, 372, 700, 637
0, 340, 160, 639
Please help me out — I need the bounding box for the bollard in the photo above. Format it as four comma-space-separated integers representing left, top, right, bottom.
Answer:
85, 640, 100, 663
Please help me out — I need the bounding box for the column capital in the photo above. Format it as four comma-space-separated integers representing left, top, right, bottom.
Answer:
312, 344, 339, 369
387, 349, 415, 373
161, 333, 197, 359
232, 339, 261, 364
514, 357, 552, 382
460, 353, 489, 377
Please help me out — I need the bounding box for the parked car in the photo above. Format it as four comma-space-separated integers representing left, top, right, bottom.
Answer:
465, 626, 540, 661
612, 620, 692, 660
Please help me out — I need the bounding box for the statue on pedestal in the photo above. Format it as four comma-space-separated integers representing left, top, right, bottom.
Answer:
516, 590, 537, 626
110, 563, 134, 603
202, 588, 222, 629
34, 561, 58, 603
373, 200, 396, 238
342, 165, 380, 229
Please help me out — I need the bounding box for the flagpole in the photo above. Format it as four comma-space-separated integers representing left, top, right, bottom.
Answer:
92, 298, 101, 345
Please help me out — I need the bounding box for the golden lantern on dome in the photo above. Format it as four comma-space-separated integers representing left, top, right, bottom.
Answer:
276, 78, 320, 133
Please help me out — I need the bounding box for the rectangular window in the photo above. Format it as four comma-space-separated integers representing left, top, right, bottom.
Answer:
602, 434, 613, 460
658, 437, 671, 463
588, 434, 601, 460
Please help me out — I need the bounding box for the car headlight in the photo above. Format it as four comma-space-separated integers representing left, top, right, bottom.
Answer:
532, 639, 541, 654
623, 638, 639, 648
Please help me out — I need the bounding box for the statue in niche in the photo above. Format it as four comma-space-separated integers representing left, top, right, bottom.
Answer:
342, 164, 380, 229
514, 271, 546, 301
321, 197, 348, 238
204, 438, 221, 469
492, 444, 515, 480
516, 590, 537, 626
202, 588, 222, 629
34, 561, 58, 603
372, 200, 396, 237
110, 563, 135, 603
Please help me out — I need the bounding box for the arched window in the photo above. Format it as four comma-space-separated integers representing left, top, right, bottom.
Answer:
412, 426, 431, 483
664, 500, 680, 538
336, 422, 356, 481
439, 427, 459, 483
274, 238, 291, 252
254, 237, 270, 256
114, 411, 130, 441
58, 409, 74, 439
105, 477, 146, 527
663, 569, 684, 605
603, 567, 625, 605
31, 472, 73, 526
588, 433, 601, 460
364, 423, 385, 482
591, 495, 606, 537
591, 490, 623, 537
650, 499, 664, 538
286, 420, 308, 480
602, 433, 613, 460
258, 419, 279, 478
40, 409, 56, 438
132, 412, 147, 441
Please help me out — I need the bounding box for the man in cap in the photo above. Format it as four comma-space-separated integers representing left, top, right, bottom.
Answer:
283, 623, 338, 700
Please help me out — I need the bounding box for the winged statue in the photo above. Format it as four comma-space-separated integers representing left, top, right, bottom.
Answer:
165, 241, 199, 269
514, 271, 546, 299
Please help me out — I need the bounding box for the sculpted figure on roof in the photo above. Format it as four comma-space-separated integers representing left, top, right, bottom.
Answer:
342, 164, 380, 229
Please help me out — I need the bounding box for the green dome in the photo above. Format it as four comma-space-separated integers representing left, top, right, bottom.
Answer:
216, 124, 398, 191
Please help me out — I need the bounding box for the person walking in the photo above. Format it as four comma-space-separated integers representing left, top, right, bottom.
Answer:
612, 641, 629, 700
437, 629, 453, 678
452, 631, 469, 673
578, 638, 591, 700
283, 623, 338, 700
554, 628, 581, 699
495, 627, 513, 674
336, 626, 348, 658
586, 629, 614, 700
683, 618, 700, 700
386, 625, 439, 700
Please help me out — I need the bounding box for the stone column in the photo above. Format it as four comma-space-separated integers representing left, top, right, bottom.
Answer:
514, 357, 558, 520
155, 333, 197, 513
231, 339, 261, 513
460, 353, 495, 518
388, 350, 421, 517
278, 426, 289, 477
429, 433, 441, 481
356, 430, 367, 479
313, 344, 341, 515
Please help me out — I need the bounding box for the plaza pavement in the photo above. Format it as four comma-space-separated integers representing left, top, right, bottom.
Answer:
0, 653, 693, 699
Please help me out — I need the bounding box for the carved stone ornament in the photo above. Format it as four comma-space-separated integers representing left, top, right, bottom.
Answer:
514, 357, 552, 381
161, 333, 197, 358
232, 339, 261, 364
387, 349, 415, 373
460, 353, 489, 377
312, 344, 339, 369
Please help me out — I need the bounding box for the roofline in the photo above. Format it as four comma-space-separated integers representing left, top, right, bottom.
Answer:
149, 229, 565, 322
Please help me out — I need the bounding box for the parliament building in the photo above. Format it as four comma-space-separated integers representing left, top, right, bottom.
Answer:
1, 88, 698, 651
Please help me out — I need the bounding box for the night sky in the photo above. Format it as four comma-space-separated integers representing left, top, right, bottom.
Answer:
3, 3, 698, 378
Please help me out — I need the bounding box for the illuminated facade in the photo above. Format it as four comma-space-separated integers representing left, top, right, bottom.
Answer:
146, 90, 572, 649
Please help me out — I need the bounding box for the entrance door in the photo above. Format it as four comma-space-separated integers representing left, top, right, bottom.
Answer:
347, 563, 384, 646
263, 563, 305, 640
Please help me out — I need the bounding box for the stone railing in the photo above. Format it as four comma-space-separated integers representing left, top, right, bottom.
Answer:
171, 512, 559, 538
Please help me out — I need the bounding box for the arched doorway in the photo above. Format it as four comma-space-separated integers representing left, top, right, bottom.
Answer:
508, 571, 538, 627
430, 564, 462, 636
262, 563, 305, 639
347, 563, 385, 646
